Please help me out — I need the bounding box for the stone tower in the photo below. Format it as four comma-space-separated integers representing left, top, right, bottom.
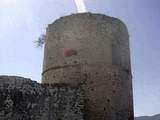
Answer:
42, 13, 134, 120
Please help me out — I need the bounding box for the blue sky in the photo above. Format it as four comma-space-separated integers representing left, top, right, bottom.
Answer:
0, 0, 160, 117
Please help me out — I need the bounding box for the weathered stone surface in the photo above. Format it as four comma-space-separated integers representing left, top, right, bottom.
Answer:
42, 13, 134, 120
0, 76, 84, 120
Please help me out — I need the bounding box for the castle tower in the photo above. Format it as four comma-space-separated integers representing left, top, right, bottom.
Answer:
42, 13, 134, 120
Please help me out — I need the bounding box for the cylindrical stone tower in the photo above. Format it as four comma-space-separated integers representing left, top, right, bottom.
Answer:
42, 13, 134, 120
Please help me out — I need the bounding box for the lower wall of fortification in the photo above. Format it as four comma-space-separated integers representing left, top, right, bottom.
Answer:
0, 76, 84, 120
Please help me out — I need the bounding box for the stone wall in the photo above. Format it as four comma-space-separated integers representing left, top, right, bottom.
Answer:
0, 76, 84, 120
41, 13, 134, 120
42, 13, 131, 84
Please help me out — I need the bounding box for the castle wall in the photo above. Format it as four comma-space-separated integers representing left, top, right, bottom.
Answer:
0, 76, 84, 120
42, 13, 134, 120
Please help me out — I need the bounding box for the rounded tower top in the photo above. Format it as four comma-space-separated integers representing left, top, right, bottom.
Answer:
42, 13, 131, 81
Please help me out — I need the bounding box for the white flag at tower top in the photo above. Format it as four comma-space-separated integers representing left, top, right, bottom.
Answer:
74, 0, 86, 13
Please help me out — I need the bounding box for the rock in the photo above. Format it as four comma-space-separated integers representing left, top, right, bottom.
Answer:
0, 76, 84, 120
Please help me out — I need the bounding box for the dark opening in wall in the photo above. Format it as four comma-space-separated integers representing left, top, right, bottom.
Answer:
91, 88, 94, 91
75, 111, 78, 114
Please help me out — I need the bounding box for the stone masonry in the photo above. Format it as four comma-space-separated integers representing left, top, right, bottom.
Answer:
0, 13, 134, 120
42, 13, 134, 120
0, 76, 84, 120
